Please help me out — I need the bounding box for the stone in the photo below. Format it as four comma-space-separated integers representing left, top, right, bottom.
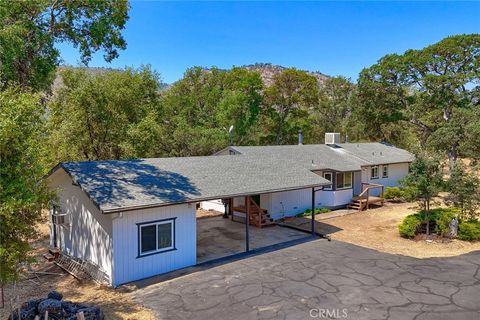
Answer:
37, 299, 63, 316
448, 218, 459, 238
47, 290, 63, 301
77, 306, 104, 320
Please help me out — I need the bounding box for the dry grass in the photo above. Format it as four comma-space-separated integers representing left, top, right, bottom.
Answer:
321, 201, 480, 258
0, 218, 155, 320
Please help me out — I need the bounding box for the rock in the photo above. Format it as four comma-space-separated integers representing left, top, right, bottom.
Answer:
37, 299, 63, 316
449, 218, 459, 238
47, 290, 63, 301
77, 306, 104, 320
61, 301, 79, 314
8, 307, 36, 320
21, 298, 43, 310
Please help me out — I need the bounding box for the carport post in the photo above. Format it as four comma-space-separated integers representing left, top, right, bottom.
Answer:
311, 188, 315, 235
245, 196, 250, 252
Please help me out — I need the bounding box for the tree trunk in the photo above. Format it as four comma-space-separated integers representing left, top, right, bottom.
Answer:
448, 144, 458, 173
425, 200, 430, 236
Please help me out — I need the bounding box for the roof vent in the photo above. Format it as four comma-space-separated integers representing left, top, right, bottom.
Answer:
325, 133, 341, 145
298, 129, 303, 145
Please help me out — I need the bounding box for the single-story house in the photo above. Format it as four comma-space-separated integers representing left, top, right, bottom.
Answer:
47, 133, 413, 287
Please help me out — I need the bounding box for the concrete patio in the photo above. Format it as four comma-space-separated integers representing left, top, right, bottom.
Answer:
197, 216, 309, 263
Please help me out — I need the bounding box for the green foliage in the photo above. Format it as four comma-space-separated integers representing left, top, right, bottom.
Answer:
47, 66, 163, 162
0, 88, 51, 285
261, 68, 319, 145
398, 208, 460, 238
384, 187, 404, 201
297, 207, 330, 217
307, 76, 356, 143
161, 66, 264, 155
0, 0, 129, 91
458, 220, 480, 241
356, 34, 480, 166
445, 163, 480, 220
400, 153, 444, 215
398, 214, 421, 238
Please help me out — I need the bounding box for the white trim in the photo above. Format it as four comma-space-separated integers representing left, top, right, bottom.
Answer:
139, 220, 174, 256
336, 171, 353, 190
382, 165, 389, 178
371, 166, 379, 179
323, 172, 333, 190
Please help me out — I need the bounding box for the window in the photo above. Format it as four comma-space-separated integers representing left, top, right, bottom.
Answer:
138, 218, 176, 257
371, 166, 379, 179
382, 165, 389, 178
336, 172, 352, 189
323, 172, 333, 190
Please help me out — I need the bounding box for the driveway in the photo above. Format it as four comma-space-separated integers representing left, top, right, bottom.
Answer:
130, 239, 480, 320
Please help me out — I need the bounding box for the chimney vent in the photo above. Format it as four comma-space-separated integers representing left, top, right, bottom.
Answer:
298, 129, 303, 145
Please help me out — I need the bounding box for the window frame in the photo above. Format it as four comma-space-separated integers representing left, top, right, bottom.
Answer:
382, 165, 389, 178
336, 172, 353, 190
323, 171, 333, 190
137, 217, 176, 258
371, 166, 379, 179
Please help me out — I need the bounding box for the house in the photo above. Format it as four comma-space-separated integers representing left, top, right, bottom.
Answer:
46, 133, 413, 287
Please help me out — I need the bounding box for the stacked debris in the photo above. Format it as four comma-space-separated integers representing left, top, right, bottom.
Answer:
9, 291, 104, 320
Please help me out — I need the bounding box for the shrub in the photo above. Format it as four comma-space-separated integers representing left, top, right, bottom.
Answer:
398, 207, 460, 238
458, 221, 480, 241
384, 187, 404, 201
433, 208, 458, 236
399, 214, 421, 238
297, 207, 330, 217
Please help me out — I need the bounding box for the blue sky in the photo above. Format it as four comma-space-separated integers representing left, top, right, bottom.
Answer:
57, 1, 480, 84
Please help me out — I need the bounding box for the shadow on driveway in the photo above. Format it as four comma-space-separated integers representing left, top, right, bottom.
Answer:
128, 239, 480, 320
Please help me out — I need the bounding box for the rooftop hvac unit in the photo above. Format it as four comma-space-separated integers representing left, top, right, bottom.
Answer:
325, 133, 341, 145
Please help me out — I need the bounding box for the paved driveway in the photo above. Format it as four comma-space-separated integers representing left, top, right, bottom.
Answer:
131, 239, 480, 320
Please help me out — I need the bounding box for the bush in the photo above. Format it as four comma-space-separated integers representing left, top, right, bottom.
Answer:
297, 207, 330, 217
433, 208, 458, 236
384, 187, 404, 201
458, 221, 480, 241
399, 214, 421, 238
398, 207, 460, 238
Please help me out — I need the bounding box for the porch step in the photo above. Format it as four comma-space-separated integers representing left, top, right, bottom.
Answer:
43, 253, 55, 262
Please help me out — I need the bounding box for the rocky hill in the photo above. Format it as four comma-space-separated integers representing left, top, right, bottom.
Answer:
241, 63, 329, 87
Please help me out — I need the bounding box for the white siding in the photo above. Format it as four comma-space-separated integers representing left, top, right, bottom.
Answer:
112, 203, 196, 287
362, 163, 409, 196
48, 169, 113, 283
200, 199, 224, 212
316, 189, 353, 208
269, 189, 312, 219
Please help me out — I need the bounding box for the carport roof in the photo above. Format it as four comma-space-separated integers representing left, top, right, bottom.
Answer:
55, 155, 331, 214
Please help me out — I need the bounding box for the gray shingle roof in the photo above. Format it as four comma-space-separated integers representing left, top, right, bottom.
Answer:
58, 155, 331, 213
53, 142, 413, 213
229, 143, 414, 169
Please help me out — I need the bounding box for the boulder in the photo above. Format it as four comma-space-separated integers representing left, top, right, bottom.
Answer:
47, 290, 63, 301
449, 218, 459, 238
77, 306, 104, 320
37, 299, 63, 316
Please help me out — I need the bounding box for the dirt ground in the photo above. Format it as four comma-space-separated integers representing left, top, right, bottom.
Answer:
196, 208, 223, 219
0, 219, 155, 320
318, 201, 480, 258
